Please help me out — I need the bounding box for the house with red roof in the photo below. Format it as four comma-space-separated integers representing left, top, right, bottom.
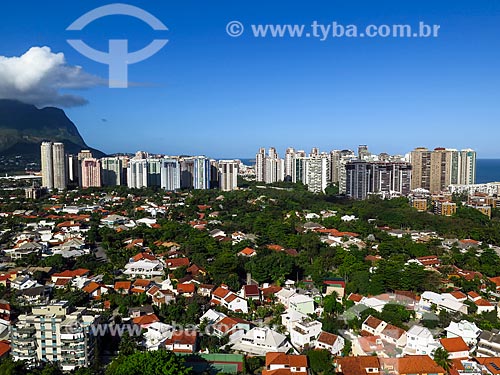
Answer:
440, 337, 470, 359
114, 281, 132, 294
165, 258, 190, 270
82, 282, 108, 300
177, 283, 195, 297
315, 331, 345, 356
212, 317, 251, 338
133, 313, 160, 329
211, 285, 248, 313
262, 352, 308, 375
238, 247, 257, 257
241, 285, 261, 301
164, 330, 197, 353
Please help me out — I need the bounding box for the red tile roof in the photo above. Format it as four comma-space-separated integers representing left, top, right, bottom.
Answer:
317, 331, 339, 346
440, 337, 469, 353
133, 314, 160, 326
177, 283, 195, 294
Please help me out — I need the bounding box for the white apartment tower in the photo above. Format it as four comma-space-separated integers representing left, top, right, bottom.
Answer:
40, 142, 67, 191
219, 160, 239, 191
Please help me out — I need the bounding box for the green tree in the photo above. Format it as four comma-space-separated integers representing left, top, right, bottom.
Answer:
307, 349, 333, 375
106, 350, 192, 375
433, 347, 452, 374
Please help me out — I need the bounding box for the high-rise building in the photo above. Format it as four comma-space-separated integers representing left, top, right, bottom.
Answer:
193, 156, 211, 190
284, 148, 295, 182
346, 161, 371, 200
41, 142, 54, 190
219, 160, 239, 191
40, 142, 67, 191
81, 158, 102, 188
160, 158, 181, 191
147, 158, 163, 187
52, 143, 67, 191
101, 157, 123, 186
265, 148, 284, 184
10, 301, 97, 371
459, 149, 477, 185
346, 161, 412, 199
307, 154, 328, 194
67, 154, 79, 185
328, 150, 341, 185
127, 159, 148, 189
255, 148, 266, 182
410, 147, 476, 193
255, 147, 284, 184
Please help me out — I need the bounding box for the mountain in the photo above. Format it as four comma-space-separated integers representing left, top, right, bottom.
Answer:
0, 99, 105, 158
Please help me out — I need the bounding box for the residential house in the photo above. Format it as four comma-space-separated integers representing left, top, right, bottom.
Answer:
237, 247, 257, 257
335, 356, 380, 375
143, 322, 174, 351
380, 324, 407, 348
362, 316, 387, 336
352, 335, 387, 357
123, 258, 164, 279
212, 317, 251, 339
230, 327, 293, 356
315, 331, 345, 356
290, 318, 322, 349
379, 356, 446, 375
289, 294, 315, 315
211, 285, 248, 314
440, 337, 470, 359
241, 285, 261, 301
262, 352, 308, 375
404, 325, 440, 356
419, 291, 468, 315
164, 330, 197, 353
477, 329, 500, 357
446, 320, 481, 347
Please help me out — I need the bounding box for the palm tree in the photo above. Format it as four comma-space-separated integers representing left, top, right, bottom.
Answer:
433, 347, 452, 374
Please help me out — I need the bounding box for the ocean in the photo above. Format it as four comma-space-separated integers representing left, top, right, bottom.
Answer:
239, 158, 500, 184
476, 159, 500, 184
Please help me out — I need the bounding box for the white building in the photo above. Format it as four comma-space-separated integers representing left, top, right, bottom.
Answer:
446, 320, 481, 347
218, 160, 239, 191
404, 325, 440, 356
315, 331, 345, 356
123, 259, 164, 278
290, 318, 322, 349
230, 327, 293, 356
419, 291, 468, 315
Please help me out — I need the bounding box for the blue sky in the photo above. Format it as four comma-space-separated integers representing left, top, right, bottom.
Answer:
1, 0, 500, 158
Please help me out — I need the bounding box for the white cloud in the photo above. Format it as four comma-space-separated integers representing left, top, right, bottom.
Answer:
0, 46, 102, 107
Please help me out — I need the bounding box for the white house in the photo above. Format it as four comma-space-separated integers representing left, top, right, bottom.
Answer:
290, 318, 322, 349
143, 322, 174, 351
123, 259, 164, 278
419, 291, 468, 315
404, 325, 440, 356
282, 309, 309, 333
211, 285, 248, 314
446, 321, 481, 347
362, 316, 387, 336
276, 289, 296, 308
230, 327, 293, 356
315, 331, 345, 356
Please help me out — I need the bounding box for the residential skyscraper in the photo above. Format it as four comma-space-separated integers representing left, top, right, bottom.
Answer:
219, 160, 239, 191
127, 159, 148, 189
160, 158, 181, 191
255, 148, 266, 182
346, 161, 412, 199
101, 157, 123, 186
307, 154, 328, 194
40, 142, 66, 191
40, 142, 54, 190
284, 148, 295, 182
81, 158, 102, 188
410, 147, 476, 193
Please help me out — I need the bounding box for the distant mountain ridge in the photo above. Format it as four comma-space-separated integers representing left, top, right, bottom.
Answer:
0, 99, 104, 158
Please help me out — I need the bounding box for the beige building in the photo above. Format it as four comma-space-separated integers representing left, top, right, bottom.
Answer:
10, 301, 97, 371
410, 147, 476, 193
